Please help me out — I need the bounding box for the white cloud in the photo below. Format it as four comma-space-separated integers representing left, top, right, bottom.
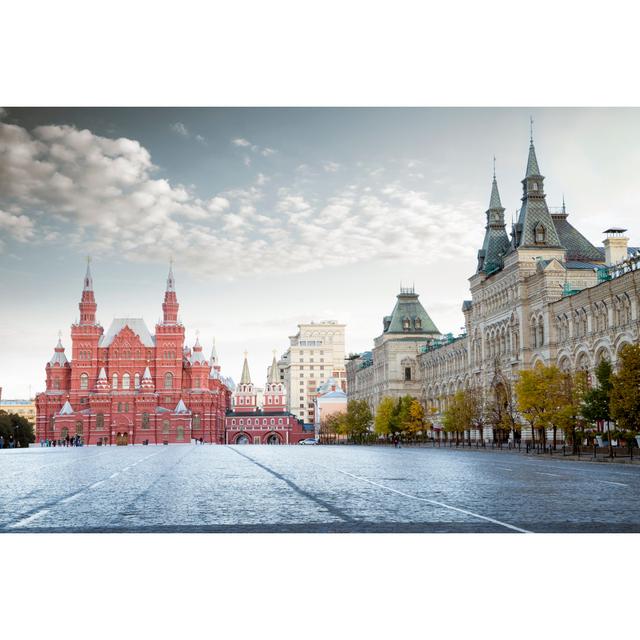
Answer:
232, 137, 277, 160
0, 209, 35, 242
0, 120, 479, 279
322, 161, 341, 172
170, 122, 189, 137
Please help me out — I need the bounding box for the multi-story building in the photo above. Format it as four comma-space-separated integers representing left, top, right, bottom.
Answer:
279, 321, 346, 424
347, 132, 640, 442
0, 399, 37, 424
225, 353, 309, 444
35, 262, 232, 445
346, 288, 441, 412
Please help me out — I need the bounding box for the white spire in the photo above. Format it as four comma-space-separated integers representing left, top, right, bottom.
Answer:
166, 258, 175, 292
97, 367, 107, 380
142, 366, 152, 379
83, 256, 93, 291
209, 337, 218, 366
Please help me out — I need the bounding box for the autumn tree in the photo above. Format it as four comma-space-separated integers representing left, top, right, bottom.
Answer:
320, 411, 347, 443
405, 398, 425, 438
441, 390, 477, 444
553, 370, 588, 452
515, 365, 566, 446
374, 396, 395, 438
582, 358, 614, 455
610, 344, 640, 435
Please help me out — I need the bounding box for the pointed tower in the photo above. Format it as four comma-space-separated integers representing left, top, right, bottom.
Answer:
71, 259, 103, 399
477, 162, 511, 275
162, 260, 179, 324
209, 338, 220, 372
46, 333, 71, 392
155, 260, 185, 395
95, 366, 110, 392
79, 257, 97, 325
233, 351, 257, 413
514, 126, 562, 249
189, 335, 208, 389
263, 351, 285, 413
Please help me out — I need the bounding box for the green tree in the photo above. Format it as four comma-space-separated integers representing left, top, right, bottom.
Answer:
345, 399, 373, 443
582, 359, 614, 454
374, 396, 395, 438
0, 411, 35, 448
610, 344, 640, 435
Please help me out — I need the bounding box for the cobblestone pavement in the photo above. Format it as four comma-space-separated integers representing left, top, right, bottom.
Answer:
1, 444, 639, 532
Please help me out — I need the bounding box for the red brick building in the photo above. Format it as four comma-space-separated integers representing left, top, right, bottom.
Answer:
35, 262, 232, 445
224, 353, 310, 444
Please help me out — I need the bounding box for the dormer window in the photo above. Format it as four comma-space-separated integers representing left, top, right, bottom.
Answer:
534, 224, 546, 244
414, 317, 422, 330
532, 182, 538, 191
402, 317, 410, 332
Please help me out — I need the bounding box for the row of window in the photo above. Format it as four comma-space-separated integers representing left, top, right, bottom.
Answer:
230, 417, 285, 426
51, 413, 202, 432
79, 372, 175, 390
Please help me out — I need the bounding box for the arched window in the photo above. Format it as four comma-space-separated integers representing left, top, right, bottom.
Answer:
118, 402, 123, 412
80, 373, 89, 390
534, 224, 545, 244
164, 372, 173, 389
162, 419, 170, 435
134, 373, 140, 389
176, 426, 184, 441
193, 414, 201, 429
402, 317, 410, 331
142, 412, 149, 429
112, 373, 118, 390
75, 421, 83, 436
122, 373, 130, 390
414, 317, 422, 330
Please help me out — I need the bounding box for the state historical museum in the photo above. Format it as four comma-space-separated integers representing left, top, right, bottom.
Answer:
35, 263, 233, 445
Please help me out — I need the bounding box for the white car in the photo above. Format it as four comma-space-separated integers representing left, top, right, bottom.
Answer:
298, 438, 318, 445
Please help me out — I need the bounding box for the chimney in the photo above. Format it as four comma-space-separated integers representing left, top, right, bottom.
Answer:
603, 228, 629, 266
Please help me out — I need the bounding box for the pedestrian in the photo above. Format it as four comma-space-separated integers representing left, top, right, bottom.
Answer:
0, 434, 4, 449
9, 434, 15, 449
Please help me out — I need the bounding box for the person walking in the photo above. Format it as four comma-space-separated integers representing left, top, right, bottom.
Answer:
0, 434, 4, 449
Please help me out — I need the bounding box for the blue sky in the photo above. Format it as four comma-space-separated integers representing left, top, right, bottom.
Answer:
1, 107, 640, 397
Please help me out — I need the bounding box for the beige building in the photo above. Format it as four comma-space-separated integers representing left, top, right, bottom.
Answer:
418, 138, 639, 441
347, 135, 640, 443
346, 287, 442, 412
279, 321, 346, 424
0, 399, 37, 424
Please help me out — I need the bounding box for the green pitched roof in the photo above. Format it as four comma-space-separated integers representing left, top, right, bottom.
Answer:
384, 290, 440, 335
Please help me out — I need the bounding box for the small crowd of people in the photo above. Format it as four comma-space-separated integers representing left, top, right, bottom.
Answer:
193, 437, 205, 444
40, 434, 83, 447
0, 434, 16, 449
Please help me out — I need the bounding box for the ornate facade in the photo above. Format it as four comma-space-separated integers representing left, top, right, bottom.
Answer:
346, 287, 441, 410
224, 353, 309, 444
35, 263, 232, 445
349, 133, 640, 440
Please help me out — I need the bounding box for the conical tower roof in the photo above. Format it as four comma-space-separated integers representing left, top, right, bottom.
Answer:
525, 140, 541, 177
478, 167, 510, 274
209, 338, 218, 366
83, 257, 93, 291
166, 260, 175, 292
240, 352, 252, 385
268, 351, 279, 384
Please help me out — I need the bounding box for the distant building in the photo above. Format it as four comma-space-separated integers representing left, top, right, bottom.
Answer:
0, 399, 36, 424
35, 262, 232, 445
279, 321, 347, 425
314, 377, 347, 439
225, 353, 308, 444
346, 287, 441, 412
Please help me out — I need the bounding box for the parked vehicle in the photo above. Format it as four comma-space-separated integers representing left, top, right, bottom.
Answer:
298, 438, 318, 445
